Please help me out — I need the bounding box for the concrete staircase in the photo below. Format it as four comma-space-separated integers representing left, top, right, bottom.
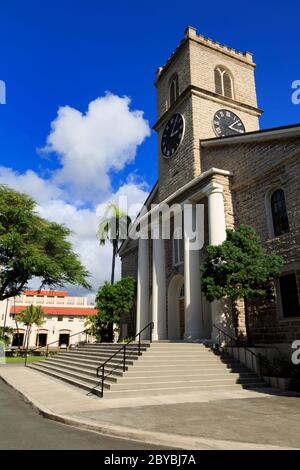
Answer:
28, 341, 266, 398
28, 343, 150, 396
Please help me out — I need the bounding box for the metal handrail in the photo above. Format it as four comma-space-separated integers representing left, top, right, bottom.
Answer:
24, 328, 91, 366
96, 321, 154, 398
213, 324, 272, 379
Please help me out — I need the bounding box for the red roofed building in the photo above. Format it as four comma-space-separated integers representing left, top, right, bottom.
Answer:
0, 290, 97, 349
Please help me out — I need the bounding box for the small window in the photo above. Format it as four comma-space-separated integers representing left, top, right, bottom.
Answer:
279, 273, 300, 318
179, 284, 184, 298
68, 316, 74, 322
169, 74, 179, 107
271, 189, 289, 237
214, 68, 223, 95
57, 316, 63, 322
215, 67, 234, 99
173, 228, 184, 266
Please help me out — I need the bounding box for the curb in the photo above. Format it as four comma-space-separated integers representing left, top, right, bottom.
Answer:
0, 373, 295, 450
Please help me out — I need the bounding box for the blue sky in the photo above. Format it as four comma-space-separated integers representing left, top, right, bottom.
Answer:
0, 0, 299, 294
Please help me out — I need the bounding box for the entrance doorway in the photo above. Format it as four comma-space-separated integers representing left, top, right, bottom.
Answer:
12, 333, 24, 348
167, 274, 185, 340
59, 333, 70, 348
36, 333, 47, 347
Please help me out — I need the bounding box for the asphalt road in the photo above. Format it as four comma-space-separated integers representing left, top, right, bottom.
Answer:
0, 378, 160, 450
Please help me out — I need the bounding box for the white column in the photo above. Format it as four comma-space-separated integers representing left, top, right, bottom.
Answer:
204, 181, 226, 245
202, 181, 227, 339
136, 237, 149, 338
184, 204, 203, 340
152, 224, 166, 341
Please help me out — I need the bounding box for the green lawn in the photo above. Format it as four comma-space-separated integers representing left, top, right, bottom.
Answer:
4, 355, 47, 364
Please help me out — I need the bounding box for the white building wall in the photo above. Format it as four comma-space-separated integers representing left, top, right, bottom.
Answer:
0, 293, 95, 349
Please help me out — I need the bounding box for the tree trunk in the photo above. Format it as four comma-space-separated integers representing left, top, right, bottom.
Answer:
23, 325, 29, 351
111, 243, 116, 285
108, 243, 117, 342
108, 322, 114, 343
231, 299, 239, 339
26, 325, 31, 352
244, 298, 252, 346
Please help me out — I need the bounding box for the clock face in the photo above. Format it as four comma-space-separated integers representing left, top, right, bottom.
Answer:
213, 109, 245, 137
161, 113, 184, 158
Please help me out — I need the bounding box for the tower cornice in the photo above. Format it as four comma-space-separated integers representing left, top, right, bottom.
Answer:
153, 84, 263, 131
155, 26, 256, 85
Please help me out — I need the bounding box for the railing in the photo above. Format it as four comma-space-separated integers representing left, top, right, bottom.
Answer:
24, 329, 91, 366
96, 322, 154, 398
213, 324, 272, 380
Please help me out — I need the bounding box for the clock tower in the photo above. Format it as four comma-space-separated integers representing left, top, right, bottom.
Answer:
154, 26, 262, 200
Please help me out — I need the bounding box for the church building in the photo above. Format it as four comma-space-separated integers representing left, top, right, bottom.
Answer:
119, 27, 300, 350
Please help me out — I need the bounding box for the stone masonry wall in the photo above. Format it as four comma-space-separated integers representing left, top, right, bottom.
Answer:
202, 139, 300, 343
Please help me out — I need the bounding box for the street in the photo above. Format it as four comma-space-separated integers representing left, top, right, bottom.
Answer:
0, 378, 160, 450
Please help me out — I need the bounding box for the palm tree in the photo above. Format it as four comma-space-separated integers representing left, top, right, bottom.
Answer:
16, 305, 45, 351
84, 315, 98, 341
97, 203, 131, 285
0, 326, 14, 346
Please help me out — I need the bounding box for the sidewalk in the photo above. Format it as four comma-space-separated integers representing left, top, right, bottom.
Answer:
1, 365, 300, 450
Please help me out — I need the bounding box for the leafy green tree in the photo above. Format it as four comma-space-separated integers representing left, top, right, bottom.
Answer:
0, 326, 14, 346
201, 225, 283, 341
0, 185, 90, 301
95, 276, 136, 342
97, 203, 131, 285
16, 305, 45, 350
84, 315, 100, 341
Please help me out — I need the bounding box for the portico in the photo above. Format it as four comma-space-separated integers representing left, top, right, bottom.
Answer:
135, 172, 229, 341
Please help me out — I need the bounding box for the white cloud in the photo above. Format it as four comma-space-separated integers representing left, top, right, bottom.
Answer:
0, 166, 62, 204
41, 93, 151, 202
0, 93, 151, 299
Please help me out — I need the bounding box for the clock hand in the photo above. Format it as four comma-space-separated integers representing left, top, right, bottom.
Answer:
228, 120, 244, 133
170, 116, 179, 137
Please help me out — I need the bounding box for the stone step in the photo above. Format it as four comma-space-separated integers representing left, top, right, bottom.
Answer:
109, 376, 265, 391
118, 372, 259, 384
82, 342, 149, 347
124, 366, 251, 375
37, 360, 120, 382
33, 361, 117, 386
149, 344, 207, 348
45, 358, 125, 375
104, 383, 267, 399
144, 351, 218, 361
55, 352, 137, 365
28, 363, 102, 396
48, 355, 132, 370
79, 345, 149, 353
60, 350, 141, 359
130, 356, 238, 367
47, 355, 131, 370
28, 361, 112, 387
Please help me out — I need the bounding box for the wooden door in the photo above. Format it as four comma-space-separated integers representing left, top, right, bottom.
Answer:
179, 299, 185, 339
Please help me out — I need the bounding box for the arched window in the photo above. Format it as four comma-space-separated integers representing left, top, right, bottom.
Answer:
214, 68, 223, 95
215, 67, 234, 99
271, 189, 289, 237
179, 284, 185, 298
169, 74, 179, 107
